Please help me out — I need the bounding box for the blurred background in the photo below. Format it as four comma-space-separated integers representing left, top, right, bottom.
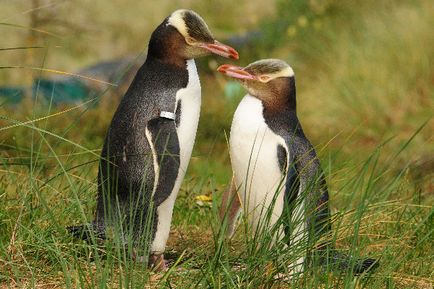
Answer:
1, 0, 432, 191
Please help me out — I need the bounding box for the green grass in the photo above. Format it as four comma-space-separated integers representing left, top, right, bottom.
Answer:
1, 0, 433, 288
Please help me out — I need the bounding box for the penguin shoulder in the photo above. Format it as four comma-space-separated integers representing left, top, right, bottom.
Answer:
182, 59, 201, 95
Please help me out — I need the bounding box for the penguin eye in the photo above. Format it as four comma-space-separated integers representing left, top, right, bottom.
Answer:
258, 75, 271, 83
185, 36, 197, 45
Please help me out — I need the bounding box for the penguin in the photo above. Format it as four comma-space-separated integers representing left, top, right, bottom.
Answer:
217, 59, 378, 275
68, 9, 238, 271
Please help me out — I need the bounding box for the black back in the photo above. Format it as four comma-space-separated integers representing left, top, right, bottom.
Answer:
94, 21, 189, 242
262, 77, 331, 244
258, 75, 377, 273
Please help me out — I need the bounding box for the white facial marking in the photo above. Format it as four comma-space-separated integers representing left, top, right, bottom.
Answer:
248, 59, 295, 82
167, 9, 189, 38
264, 66, 294, 80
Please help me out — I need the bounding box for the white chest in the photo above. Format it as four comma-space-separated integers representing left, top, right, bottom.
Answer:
175, 59, 201, 172
151, 60, 201, 253
229, 95, 288, 227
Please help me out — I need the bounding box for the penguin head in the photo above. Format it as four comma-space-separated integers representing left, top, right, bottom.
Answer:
217, 59, 296, 108
148, 10, 238, 61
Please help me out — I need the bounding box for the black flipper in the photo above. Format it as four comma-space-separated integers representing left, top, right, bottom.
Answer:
125, 116, 180, 248
146, 117, 180, 206
68, 117, 180, 247
277, 144, 300, 245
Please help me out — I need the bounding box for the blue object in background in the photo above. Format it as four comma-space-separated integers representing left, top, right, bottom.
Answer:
32, 78, 91, 104
0, 86, 26, 105
224, 81, 244, 102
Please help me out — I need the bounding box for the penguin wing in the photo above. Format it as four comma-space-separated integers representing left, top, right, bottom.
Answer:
277, 144, 300, 204
277, 143, 300, 243
145, 117, 180, 206
288, 136, 331, 237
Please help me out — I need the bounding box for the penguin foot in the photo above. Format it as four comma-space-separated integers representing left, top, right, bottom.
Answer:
316, 249, 379, 275
132, 251, 167, 271
149, 253, 168, 272
352, 257, 379, 275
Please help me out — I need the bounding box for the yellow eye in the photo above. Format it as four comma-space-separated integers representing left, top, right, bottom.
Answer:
258, 75, 271, 83
186, 36, 196, 45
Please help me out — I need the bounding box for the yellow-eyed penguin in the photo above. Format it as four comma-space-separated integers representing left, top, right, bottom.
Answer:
218, 59, 378, 275
68, 9, 239, 271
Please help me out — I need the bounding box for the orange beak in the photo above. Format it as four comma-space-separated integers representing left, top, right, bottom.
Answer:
217, 64, 256, 80
199, 41, 239, 59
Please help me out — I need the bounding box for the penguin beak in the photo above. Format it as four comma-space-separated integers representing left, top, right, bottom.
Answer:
199, 41, 239, 59
217, 64, 256, 80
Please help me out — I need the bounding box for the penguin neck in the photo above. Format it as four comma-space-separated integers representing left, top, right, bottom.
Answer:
146, 54, 187, 71
256, 77, 297, 116
146, 22, 188, 68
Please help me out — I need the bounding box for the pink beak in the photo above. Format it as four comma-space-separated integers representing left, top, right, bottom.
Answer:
199, 41, 239, 59
217, 64, 256, 80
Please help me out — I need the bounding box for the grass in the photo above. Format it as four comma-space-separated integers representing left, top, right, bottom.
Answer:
1, 0, 433, 288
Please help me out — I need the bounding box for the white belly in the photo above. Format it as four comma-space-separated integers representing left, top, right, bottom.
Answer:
151, 59, 201, 253
175, 59, 201, 179
230, 94, 288, 233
